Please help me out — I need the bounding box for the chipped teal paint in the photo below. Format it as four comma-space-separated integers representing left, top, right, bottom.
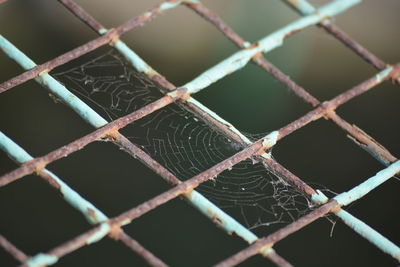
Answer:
98, 28, 108, 35
0, 132, 108, 224
44, 168, 108, 224
182, 0, 361, 93
25, 253, 58, 267
334, 160, 400, 206
0, 35, 107, 128
87, 223, 111, 244
374, 65, 393, 83
311, 190, 329, 205
336, 209, 400, 260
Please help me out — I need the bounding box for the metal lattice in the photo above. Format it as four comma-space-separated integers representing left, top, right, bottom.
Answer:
0, 0, 399, 266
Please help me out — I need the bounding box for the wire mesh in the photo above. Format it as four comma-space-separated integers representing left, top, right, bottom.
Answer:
0, 0, 399, 266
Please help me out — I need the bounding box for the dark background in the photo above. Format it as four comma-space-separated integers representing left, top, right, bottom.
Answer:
1, 0, 399, 266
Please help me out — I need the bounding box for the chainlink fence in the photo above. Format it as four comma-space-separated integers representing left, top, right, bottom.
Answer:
0, 0, 399, 266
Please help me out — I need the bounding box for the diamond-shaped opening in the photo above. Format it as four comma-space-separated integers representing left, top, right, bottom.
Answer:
56, 236, 154, 267
336, 82, 400, 158
0, 80, 94, 156
50, 46, 168, 122
0, 0, 98, 63
124, 197, 248, 266
335, 1, 400, 63
194, 60, 313, 135
0, 174, 92, 258
122, 4, 239, 85
274, 215, 396, 266
271, 24, 379, 101
48, 141, 171, 217
207, 0, 298, 42
273, 119, 383, 193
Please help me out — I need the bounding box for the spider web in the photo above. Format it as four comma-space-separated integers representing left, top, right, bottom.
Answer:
53, 49, 314, 231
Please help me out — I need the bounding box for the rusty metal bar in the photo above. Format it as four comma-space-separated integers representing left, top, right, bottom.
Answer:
216, 160, 400, 266
1, 64, 396, 199
58, 0, 105, 33
0, 31, 290, 265
282, 0, 387, 70
113, 231, 168, 267
19, 155, 400, 266
1, 0, 398, 266
0, 0, 359, 94
0, 132, 168, 267
214, 201, 339, 267
277, 65, 398, 140
184, 1, 398, 166
2, 66, 397, 266
0, 235, 29, 263
0, 0, 189, 93
19, 138, 266, 266
54, 2, 293, 265
181, 0, 361, 94
0, 87, 187, 186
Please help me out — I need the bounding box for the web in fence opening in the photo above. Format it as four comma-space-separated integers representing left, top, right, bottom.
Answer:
52, 48, 326, 231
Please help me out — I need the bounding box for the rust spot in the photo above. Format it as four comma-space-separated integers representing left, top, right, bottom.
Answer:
248, 42, 259, 49
203, 207, 225, 228
33, 158, 47, 174
106, 28, 121, 46
252, 52, 264, 61
108, 224, 123, 240
87, 208, 98, 222
212, 216, 224, 227
179, 90, 191, 102
105, 130, 119, 141
329, 202, 341, 214
284, 28, 302, 39
39, 171, 62, 191
151, 74, 175, 91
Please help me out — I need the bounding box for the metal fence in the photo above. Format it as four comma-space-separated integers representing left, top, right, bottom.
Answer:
0, 0, 399, 266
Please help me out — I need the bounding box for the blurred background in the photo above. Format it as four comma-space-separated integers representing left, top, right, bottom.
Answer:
0, 0, 399, 266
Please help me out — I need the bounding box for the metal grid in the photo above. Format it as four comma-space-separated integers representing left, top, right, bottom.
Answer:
0, 0, 399, 266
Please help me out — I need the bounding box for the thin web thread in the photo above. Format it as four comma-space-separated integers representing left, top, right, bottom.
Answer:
53, 49, 315, 230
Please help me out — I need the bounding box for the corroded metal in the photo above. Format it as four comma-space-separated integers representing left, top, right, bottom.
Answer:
1, 0, 399, 266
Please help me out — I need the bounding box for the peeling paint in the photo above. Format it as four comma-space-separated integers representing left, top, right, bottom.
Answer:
261, 131, 279, 149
